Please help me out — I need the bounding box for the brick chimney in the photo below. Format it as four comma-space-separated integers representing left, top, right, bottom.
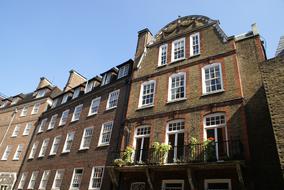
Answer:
135, 28, 153, 59
63, 70, 86, 92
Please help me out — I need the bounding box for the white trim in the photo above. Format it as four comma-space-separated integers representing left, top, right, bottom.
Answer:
88, 97, 101, 116
72, 88, 81, 99
31, 103, 40, 114
39, 170, 50, 190
158, 44, 168, 66
62, 131, 75, 153
204, 179, 232, 190
138, 80, 156, 108
13, 144, 23, 160
28, 171, 39, 189
51, 169, 65, 190
11, 124, 20, 137
47, 114, 58, 130
168, 72, 186, 102
71, 104, 83, 122
61, 94, 69, 104
98, 121, 113, 147
18, 172, 28, 189
133, 126, 151, 163
106, 90, 120, 110
171, 37, 186, 62
59, 109, 70, 126
28, 141, 38, 159
88, 166, 104, 190
49, 135, 62, 155
23, 123, 33, 136
201, 63, 224, 95
69, 168, 84, 190
190, 32, 200, 56
79, 127, 94, 150
162, 180, 184, 190
1, 145, 12, 160
20, 106, 28, 117
38, 138, 50, 158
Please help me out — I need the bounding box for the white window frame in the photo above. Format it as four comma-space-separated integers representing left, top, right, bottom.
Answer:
71, 104, 83, 122
13, 144, 23, 160
98, 121, 113, 146
20, 106, 28, 117
190, 32, 200, 56
162, 180, 184, 190
88, 166, 104, 190
171, 38, 185, 62
133, 126, 151, 163
18, 172, 28, 189
106, 90, 120, 110
1, 145, 12, 160
102, 73, 112, 86
59, 109, 70, 126
28, 171, 39, 189
61, 94, 69, 104
38, 138, 50, 158
62, 132, 75, 153
204, 179, 232, 190
70, 168, 84, 190
38, 118, 47, 133
85, 81, 94, 94
29, 141, 38, 159
88, 97, 101, 116
80, 127, 94, 150
31, 103, 40, 114
39, 170, 50, 190
51, 98, 58, 108
49, 135, 61, 155
168, 72, 186, 102
138, 80, 156, 108
36, 89, 46, 98
23, 123, 33, 136
12, 125, 21, 137
52, 169, 65, 190
118, 64, 130, 79
158, 44, 168, 66
72, 88, 81, 99
202, 63, 224, 95
48, 114, 58, 130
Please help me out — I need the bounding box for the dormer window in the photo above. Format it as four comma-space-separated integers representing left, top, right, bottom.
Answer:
118, 64, 130, 79
0, 101, 8, 108
102, 73, 112, 85
36, 89, 46, 98
158, 44, 168, 66
72, 88, 80, 99
171, 38, 185, 62
61, 94, 69, 104
190, 32, 200, 56
85, 81, 94, 93
11, 97, 19, 105
51, 98, 58, 108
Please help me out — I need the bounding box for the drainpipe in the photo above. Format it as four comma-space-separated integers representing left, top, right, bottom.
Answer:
0, 108, 17, 148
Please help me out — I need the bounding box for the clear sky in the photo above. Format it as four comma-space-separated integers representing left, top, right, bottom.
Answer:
0, 0, 283, 96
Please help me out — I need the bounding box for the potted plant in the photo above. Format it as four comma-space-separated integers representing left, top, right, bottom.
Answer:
204, 137, 216, 161
152, 142, 171, 164
113, 146, 134, 167
188, 137, 198, 162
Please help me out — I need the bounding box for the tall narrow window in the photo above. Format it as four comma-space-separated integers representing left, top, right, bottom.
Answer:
70, 168, 83, 189
59, 109, 69, 126
167, 120, 185, 163
190, 32, 200, 56
38, 138, 50, 157
20, 106, 28, 117
39, 170, 50, 190
159, 44, 168, 66
202, 63, 223, 94
72, 88, 81, 99
29, 142, 38, 159
31, 103, 40, 114
11, 125, 21, 137
168, 72, 186, 102
62, 132, 75, 153
134, 126, 150, 163
139, 80, 155, 108
98, 122, 113, 146
38, 118, 47, 133
49, 136, 61, 155
118, 64, 130, 79
28, 171, 39, 189
52, 169, 64, 189
61, 94, 69, 104
13, 144, 23, 160
89, 167, 104, 189
71, 104, 83, 122
1, 145, 12, 160
48, 114, 58, 130
172, 38, 185, 62
204, 113, 228, 160
85, 81, 94, 93
88, 97, 101, 116
106, 90, 119, 109
23, 123, 32, 136
80, 127, 93, 150
18, 172, 28, 189
102, 73, 112, 85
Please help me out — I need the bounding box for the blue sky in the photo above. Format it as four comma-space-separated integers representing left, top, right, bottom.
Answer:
0, 0, 283, 96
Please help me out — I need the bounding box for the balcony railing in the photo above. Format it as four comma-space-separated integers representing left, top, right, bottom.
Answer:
113, 140, 243, 166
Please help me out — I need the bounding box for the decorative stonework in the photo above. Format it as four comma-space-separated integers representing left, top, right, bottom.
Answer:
0, 172, 16, 190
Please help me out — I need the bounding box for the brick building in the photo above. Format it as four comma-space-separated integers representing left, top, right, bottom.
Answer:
14, 60, 133, 190
107, 15, 279, 190
0, 78, 60, 190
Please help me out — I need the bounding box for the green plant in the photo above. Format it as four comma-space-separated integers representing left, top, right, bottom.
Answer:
113, 146, 134, 167
204, 138, 216, 161
114, 159, 125, 167
152, 142, 171, 164
189, 137, 198, 161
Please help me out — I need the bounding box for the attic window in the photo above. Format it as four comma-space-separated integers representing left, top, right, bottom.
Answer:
118, 64, 129, 79
0, 101, 9, 108
11, 97, 19, 105
36, 89, 46, 98
72, 88, 80, 99
61, 94, 69, 104
102, 73, 112, 85
85, 81, 94, 93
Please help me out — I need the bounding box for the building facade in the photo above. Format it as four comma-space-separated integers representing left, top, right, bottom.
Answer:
14, 60, 133, 190
108, 15, 273, 190
0, 78, 60, 190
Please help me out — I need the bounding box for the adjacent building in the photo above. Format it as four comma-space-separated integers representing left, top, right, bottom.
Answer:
14, 60, 133, 190
108, 15, 278, 190
0, 78, 60, 190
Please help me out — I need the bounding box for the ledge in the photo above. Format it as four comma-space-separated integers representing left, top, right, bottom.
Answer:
136, 105, 154, 111
201, 90, 225, 97
166, 98, 187, 105
169, 58, 186, 65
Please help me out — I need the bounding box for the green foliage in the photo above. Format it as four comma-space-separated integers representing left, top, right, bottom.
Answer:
113, 146, 134, 167
152, 142, 171, 164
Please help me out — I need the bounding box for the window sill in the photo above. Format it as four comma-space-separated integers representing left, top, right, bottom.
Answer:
157, 64, 167, 69
12, 159, 19, 161
78, 147, 89, 151
136, 105, 154, 111
189, 53, 200, 59
61, 151, 70, 154
97, 143, 109, 148
201, 90, 225, 97
70, 119, 79, 123
169, 58, 186, 65
58, 124, 65, 127
11, 136, 17, 138
166, 98, 187, 104
37, 131, 44, 134
87, 112, 98, 117
105, 106, 117, 111
46, 128, 54, 131
49, 153, 56, 157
